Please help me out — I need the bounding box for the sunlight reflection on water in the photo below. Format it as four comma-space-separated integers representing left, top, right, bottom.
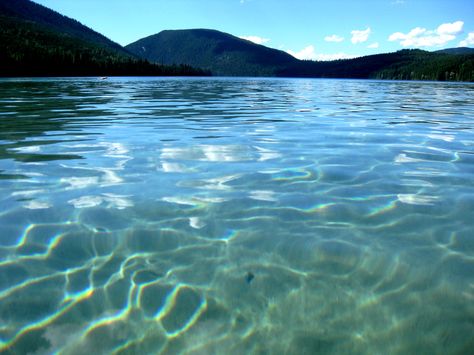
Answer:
0, 77, 473, 354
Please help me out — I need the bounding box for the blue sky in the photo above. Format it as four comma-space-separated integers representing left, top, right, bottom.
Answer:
34, 0, 474, 60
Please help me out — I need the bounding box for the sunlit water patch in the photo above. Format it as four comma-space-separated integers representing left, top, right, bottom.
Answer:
0, 77, 473, 354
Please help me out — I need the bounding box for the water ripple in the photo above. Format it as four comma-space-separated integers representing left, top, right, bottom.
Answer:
0, 78, 473, 354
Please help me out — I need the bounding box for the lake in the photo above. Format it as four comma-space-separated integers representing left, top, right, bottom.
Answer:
0, 77, 473, 354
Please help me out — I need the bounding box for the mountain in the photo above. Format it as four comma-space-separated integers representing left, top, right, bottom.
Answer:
435, 47, 474, 55
125, 29, 299, 76
1, 0, 471, 81
285, 49, 474, 81
0, 0, 208, 76
0, 0, 129, 56
126, 29, 474, 81
369, 49, 474, 81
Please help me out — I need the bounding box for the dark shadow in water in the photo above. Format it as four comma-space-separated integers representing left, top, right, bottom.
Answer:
0, 79, 122, 164
0, 170, 29, 180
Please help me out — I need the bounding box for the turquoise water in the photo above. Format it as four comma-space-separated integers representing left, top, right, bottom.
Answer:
0, 77, 473, 354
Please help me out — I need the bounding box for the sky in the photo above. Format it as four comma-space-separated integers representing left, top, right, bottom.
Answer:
34, 0, 474, 61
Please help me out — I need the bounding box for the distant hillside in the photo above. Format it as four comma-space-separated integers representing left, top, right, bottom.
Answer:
126, 29, 474, 81
371, 50, 474, 81
435, 47, 474, 55
126, 29, 299, 76
1, 0, 471, 81
0, 0, 129, 56
284, 49, 474, 81
0, 0, 208, 76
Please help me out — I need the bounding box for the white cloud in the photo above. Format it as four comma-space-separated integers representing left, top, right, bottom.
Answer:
287, 45, 317, 60
239, 35, 270, 45
324, 34, 344, 43
315, 53, 358, 61
459, 32, 474, 47
351, 27, 371, 44
391, 0, 406, 5
437, 21, 463, 35
368, 42, 379, 49
287, 45, 356, 61
389, 21, 464, 48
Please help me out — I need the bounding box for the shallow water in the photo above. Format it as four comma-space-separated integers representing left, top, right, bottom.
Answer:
0, 77, 473, 354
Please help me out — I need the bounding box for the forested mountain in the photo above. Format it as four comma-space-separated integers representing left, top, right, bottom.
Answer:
125, 29, 299, 76
0, 0, 129, 56
435, 47, 474, 55
0, 0, 208, 76
127, 29, 474, 81
284, 49, 474, 81
1, 0, 472, 80
371, 50, 474, 81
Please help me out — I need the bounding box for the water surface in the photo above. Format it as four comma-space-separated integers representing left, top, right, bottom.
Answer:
0, 77, 473, 354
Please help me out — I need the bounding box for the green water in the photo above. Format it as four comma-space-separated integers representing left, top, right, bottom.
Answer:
0, 77, 473, 354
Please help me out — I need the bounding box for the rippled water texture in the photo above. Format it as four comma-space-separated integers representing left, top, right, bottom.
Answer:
0, 77, 473, 354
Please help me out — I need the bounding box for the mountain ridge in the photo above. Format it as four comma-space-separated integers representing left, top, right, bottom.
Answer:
435, 47, 474, 55
1, 0, 472, 80
126, 28, 299, 76
0, 0, 208, 76
0, 0, 129, 56
126, 28, 474, 81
